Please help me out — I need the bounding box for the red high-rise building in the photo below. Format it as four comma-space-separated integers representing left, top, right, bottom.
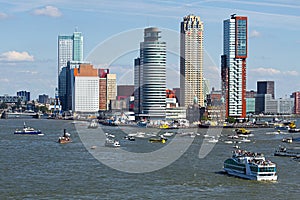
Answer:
221, 14, 248, 119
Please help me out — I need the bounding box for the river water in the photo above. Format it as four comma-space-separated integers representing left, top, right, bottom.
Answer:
1, 119, 300, 199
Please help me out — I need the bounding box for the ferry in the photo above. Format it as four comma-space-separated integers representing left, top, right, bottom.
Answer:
223, 149, 277, 181
14, 122, 42, 135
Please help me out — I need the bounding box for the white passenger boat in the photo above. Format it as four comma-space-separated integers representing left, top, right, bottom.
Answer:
224, 149, 277, 181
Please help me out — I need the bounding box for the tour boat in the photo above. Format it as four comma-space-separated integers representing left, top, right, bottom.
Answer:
223, 149, 277, 181
14, 122, 42, 135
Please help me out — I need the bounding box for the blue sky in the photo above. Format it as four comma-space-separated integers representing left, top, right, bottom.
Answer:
0, 0, 300, 99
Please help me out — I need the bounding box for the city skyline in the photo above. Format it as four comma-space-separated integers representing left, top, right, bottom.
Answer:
0, 0, 300, 99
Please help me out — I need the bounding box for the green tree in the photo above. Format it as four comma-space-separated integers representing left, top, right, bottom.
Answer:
227, 116, 236, 124
0, 102, 8, 109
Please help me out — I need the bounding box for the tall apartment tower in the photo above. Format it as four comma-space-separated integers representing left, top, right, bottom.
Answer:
180, 14, 204, 108
221, 14, 248, 119
134, 27, 166, 120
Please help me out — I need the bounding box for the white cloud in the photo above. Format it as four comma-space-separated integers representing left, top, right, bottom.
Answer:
250, 67, 280, 75
0, 51, 34, 62
0, 78, 9, 83
0, 12, 8, 20
284, 70, 299, 76
250, 30, 261, 38
249, 67, 299, 76
33, 6, 62, 18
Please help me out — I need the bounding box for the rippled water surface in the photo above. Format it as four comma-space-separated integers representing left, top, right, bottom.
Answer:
1, 119, 300, 199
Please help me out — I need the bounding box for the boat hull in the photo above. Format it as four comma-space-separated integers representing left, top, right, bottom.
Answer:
58, 139, 72, 144
14, 131, 42, 135
224, 168, 277, 181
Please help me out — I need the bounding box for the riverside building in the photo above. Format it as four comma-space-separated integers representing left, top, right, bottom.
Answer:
221, 14, 248, 119
58, 30, 83, 111
180, 14, 204, 108
134, 27, 166, 120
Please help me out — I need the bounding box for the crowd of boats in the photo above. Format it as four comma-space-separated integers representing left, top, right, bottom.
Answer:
12, 117, 300, 181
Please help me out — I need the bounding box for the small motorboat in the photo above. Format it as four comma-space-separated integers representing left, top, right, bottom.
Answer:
235, 128, 251, 135
124, 136, 135, 141
282, 137, 293, 143
58, 129, 71, 144
105, 133, 120, 147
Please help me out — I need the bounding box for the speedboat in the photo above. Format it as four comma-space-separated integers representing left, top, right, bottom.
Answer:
14, 122, 42, 135
224, 149, 277, 181
58, 129, 71, 144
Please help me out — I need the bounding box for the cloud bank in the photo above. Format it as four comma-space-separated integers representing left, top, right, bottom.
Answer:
0, 51, 34, 62
0, 12, 8, 20
33, 6, 62, 18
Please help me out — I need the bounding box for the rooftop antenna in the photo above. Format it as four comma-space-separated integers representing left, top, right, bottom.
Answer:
75, 26, 78, 32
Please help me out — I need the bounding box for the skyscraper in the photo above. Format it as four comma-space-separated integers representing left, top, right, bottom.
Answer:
180, 14, 204, 108
58, 30, 83, 111
257, 81, 275, 99
221, 14, 248, 119
72, 31, 83, 62
134, 27, 166, 120
58, 31, 83, 74
58, 35, 73, 75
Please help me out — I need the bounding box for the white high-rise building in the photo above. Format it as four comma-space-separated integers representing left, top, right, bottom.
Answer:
72, 64, 99, 113
134, 27, 166, 120
58, 35, 73, 75
180, 14, 204, 108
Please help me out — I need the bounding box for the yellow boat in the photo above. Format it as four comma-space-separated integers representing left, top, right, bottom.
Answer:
235, 128, 251, 134
159, 124, 169, 129
149, 138, 166, 143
